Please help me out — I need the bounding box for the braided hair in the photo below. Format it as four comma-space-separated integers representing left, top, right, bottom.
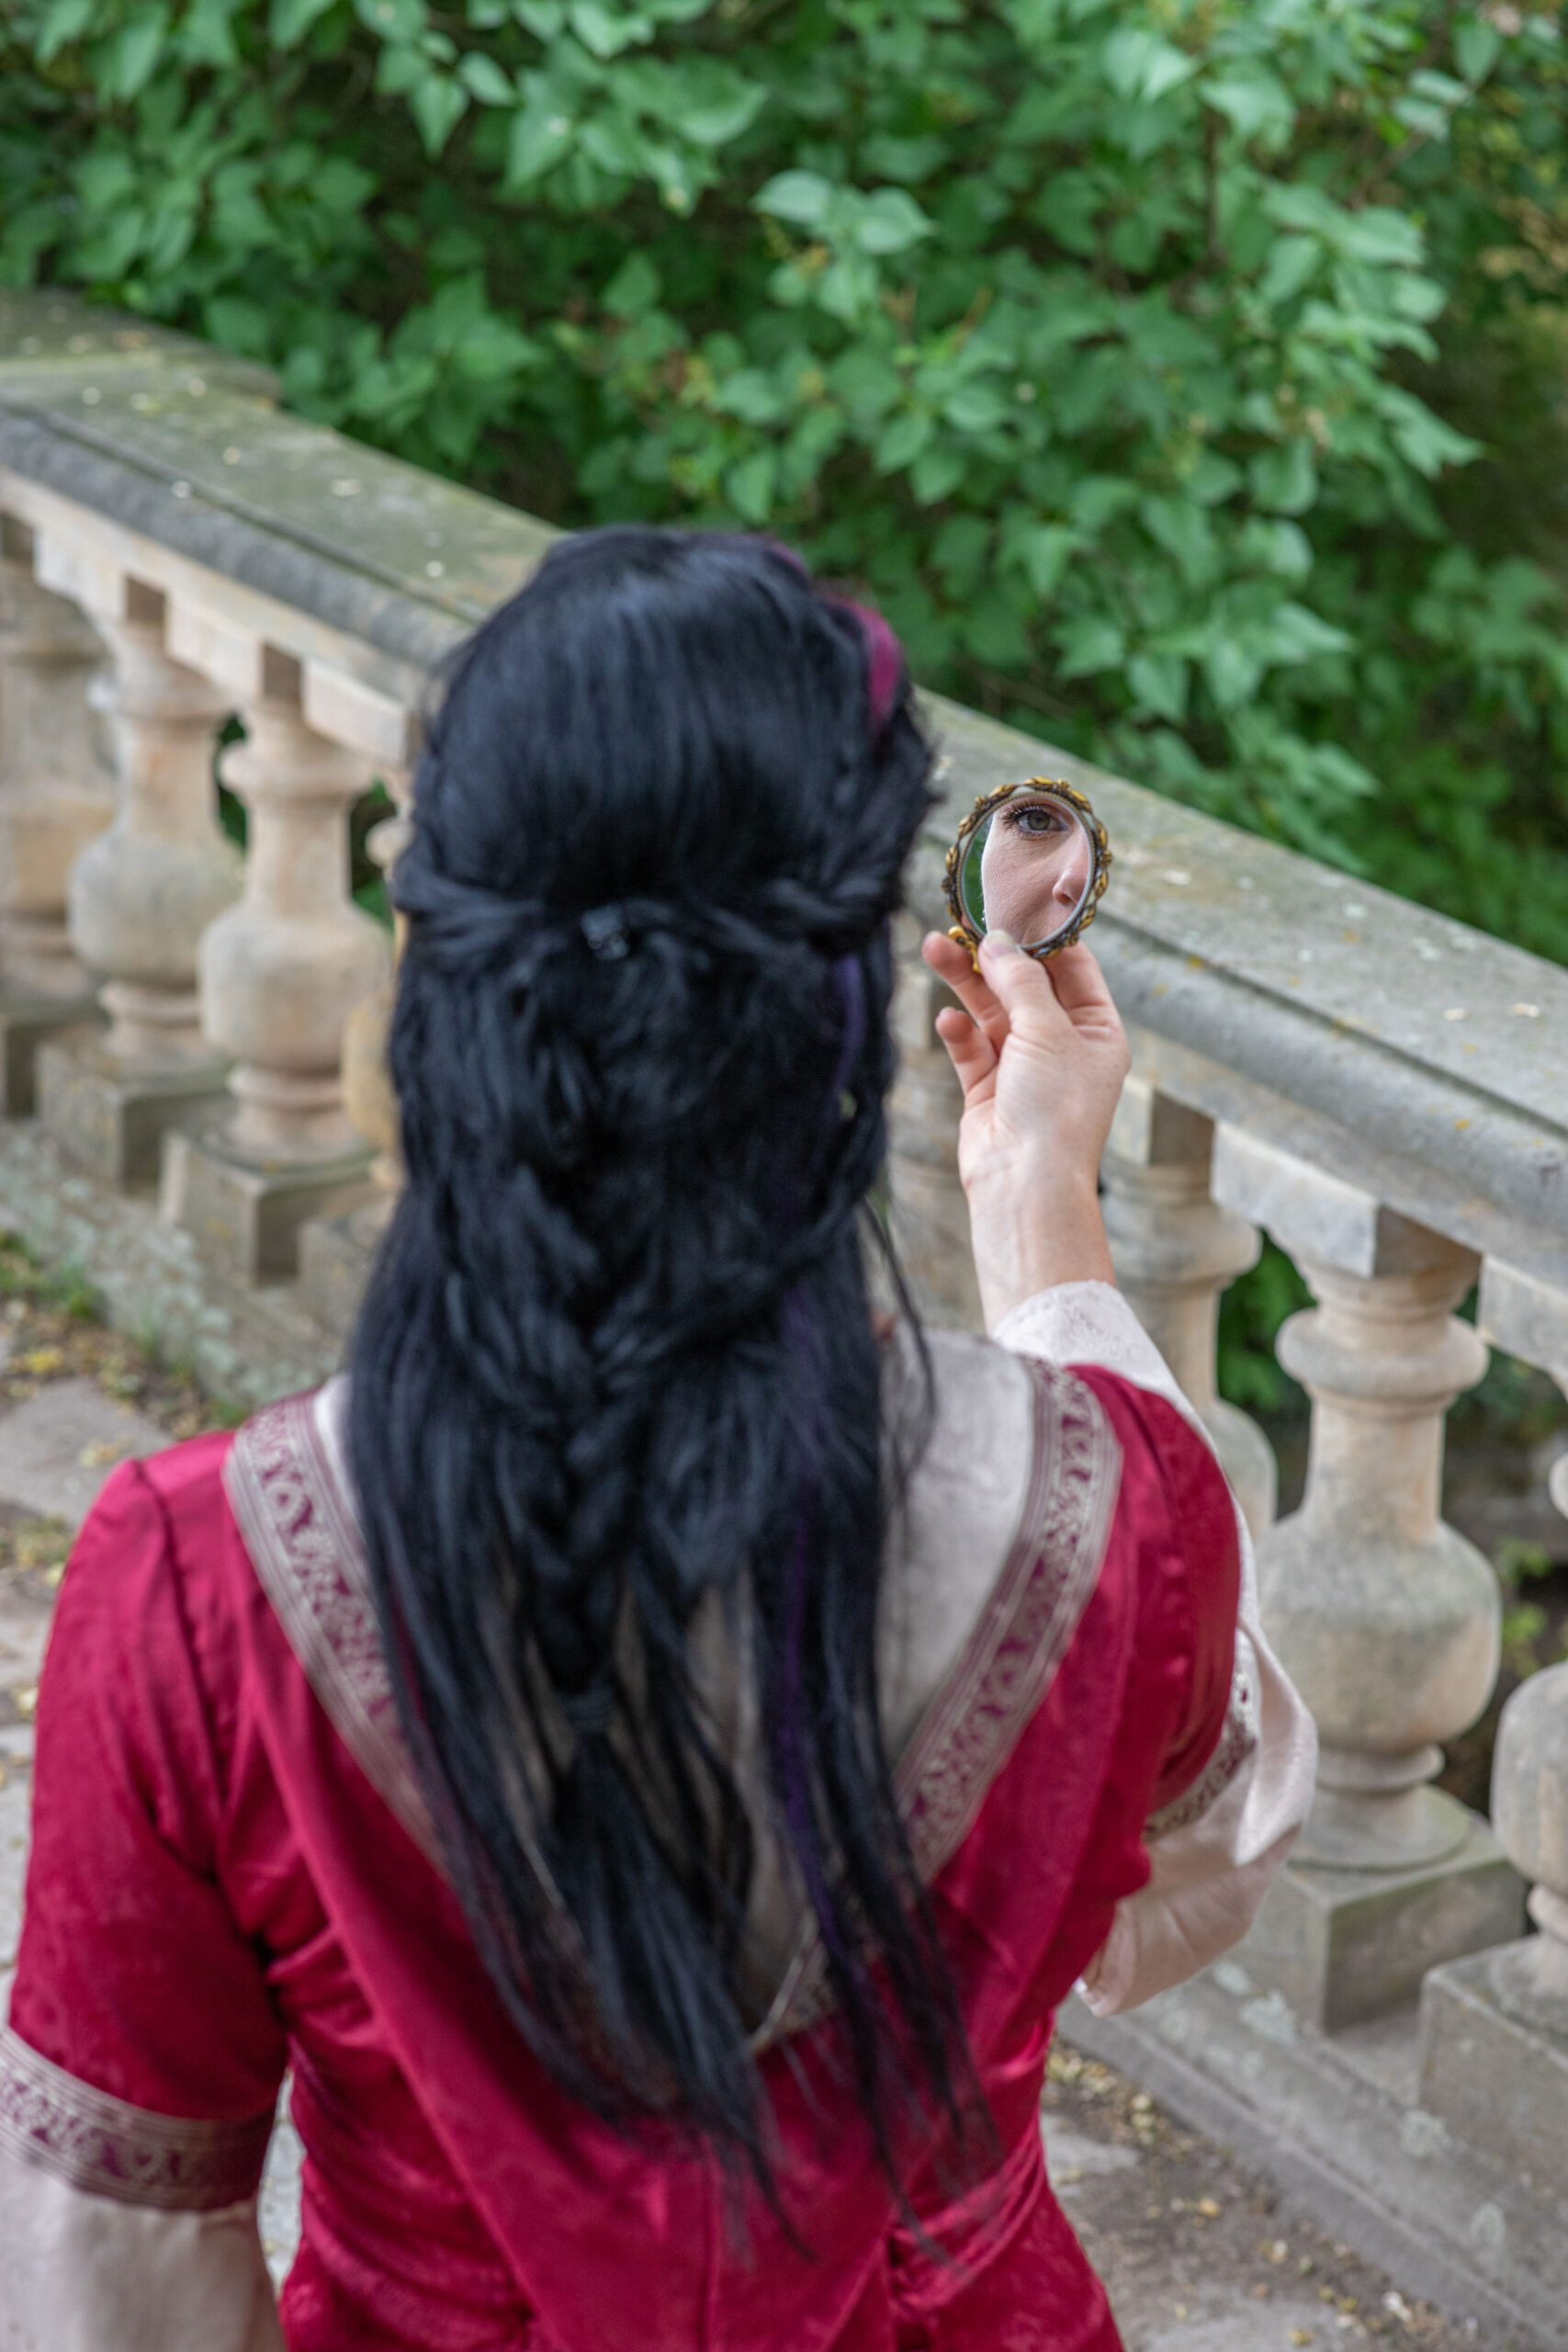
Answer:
349, 526, 964, 2193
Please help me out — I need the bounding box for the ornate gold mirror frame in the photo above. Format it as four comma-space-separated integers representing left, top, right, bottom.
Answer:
941, 776, 1112, 967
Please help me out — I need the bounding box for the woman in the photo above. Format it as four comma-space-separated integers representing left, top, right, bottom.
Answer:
0, 530, 1313, 2352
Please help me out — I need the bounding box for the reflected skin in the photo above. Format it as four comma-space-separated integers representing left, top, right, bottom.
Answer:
976, 793, 1091, 947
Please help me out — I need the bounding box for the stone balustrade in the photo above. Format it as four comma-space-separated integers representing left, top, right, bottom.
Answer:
0, 289, 554, 1279
1, 291, 1566, 2286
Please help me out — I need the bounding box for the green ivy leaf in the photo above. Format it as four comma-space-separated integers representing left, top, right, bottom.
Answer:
1203, 71, 1294, 144
725, 448, 776, 522
505, 101, 574, 182
665, 62, 765, 148
570, 2, 649, 59
409, 70, 468, 154
911, 444, 966, 503
459, 51, 517, 103
1260, 233, 1320, 304
354, 0, 427, 40
964, 595, 1032, 666
755, 169, 834, 228
1204, 637, 1264, 708
177, 0, 243, 65
34, 0, 95, 63
603, 251, 660, 313
104, 6, 172, 100
1129, 652, 1189, 719
269, 0, 338, 47
1101, 27, 1197, 103
1455, 17, 1502, 84
1014, 523, 1077, 598
853, 187, 934, 255
1057, 615, 1126, 677
873, 409, 932, 473
1250, 440, 1317, 514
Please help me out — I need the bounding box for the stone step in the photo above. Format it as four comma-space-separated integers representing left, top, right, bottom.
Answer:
1065, 1963, 1563, 2350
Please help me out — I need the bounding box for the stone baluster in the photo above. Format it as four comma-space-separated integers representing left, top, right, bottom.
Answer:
885, 910, 982, 1330
158, 623, 391, 1279
1212, 1131, 1521, 2027
1264, 1229, 1497, 1876
1101, 1063, 1275, 1539
28, 555, 242, 1186
1416, 1257, 1568, 2165
0, 522, 113, 1110
299, 781, 412, 1338
338, 794, 411, 1197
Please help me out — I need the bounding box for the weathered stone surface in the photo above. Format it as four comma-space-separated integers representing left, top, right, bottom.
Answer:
0, 1761, 32, 1986
1418, 1950, 1568, 2192
1102, 1067, 1274, 1539
0, 1593, 49, 1709
1066, 1968, 1562, 2348
0, 288, 549, 682
200, 695, 390, 1167
1141, 2307, 1380, 2352
38, 1029, 230, 1188
0, 989, 101, 1116
886, 929, 982, 1331
0, 289, 276, 396
0, 1117, 336, 1407
1241, 1827, 1525, 2032
163, 1122, 378, 1283
1256, 1216, 1498, 1887
61, 600, 241, 1065
0, 538, 113, 1002
297, 1195, 391, 1342
0, 1376, 165, 1525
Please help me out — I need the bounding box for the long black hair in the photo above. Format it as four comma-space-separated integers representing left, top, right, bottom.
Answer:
349, 526, 963, 2193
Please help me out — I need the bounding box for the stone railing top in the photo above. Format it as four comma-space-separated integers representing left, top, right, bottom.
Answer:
0, 288, 279, 393
0, 291, 557, 686
3, 296, 1564, 1307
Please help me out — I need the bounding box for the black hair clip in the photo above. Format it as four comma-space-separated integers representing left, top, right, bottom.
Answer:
581, 904, 631, 961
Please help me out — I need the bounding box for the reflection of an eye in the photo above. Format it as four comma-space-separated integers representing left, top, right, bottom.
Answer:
1002, 801, 1070, 840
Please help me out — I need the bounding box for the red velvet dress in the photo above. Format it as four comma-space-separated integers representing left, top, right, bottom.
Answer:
1, 1353, 1239, 2351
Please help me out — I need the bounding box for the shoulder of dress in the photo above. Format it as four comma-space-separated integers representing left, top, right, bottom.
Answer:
127, 1423, 238, 1507
65, 1429, 240, 1593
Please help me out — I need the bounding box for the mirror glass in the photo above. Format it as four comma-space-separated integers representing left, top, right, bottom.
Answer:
956, 785, 1100, 955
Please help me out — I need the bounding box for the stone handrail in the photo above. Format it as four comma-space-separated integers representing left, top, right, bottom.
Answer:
0, 290, 1564, 2222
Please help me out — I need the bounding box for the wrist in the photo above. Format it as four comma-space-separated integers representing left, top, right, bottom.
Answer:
964, 1171, 1114, 1331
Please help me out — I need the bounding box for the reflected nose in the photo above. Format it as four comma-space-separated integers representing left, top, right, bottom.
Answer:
1054, 834, 1090, 909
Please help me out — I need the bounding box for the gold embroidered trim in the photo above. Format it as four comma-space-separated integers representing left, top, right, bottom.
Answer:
756, 1357, 1121, 2041
0, 2026, 273, 2211
1145, 1638, 1259, 1841
225, 1392, 440, 1863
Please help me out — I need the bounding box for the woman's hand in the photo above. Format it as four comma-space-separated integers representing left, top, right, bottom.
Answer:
920, 929, 1130, 1330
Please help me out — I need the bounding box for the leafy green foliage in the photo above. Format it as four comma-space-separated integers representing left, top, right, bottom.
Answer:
1218, 1239, 1312, 1419
5, 0, 1568, 947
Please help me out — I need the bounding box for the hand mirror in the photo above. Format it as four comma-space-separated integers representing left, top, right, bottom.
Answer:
942, 777, 1111, 964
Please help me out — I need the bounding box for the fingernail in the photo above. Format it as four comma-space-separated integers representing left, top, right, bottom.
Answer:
983, 927, 1020, 956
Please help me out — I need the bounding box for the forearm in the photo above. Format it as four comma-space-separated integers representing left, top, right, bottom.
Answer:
965, 1170, 1115, 1333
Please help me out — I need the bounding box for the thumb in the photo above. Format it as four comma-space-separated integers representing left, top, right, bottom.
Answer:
977, 929, 1066, 1040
